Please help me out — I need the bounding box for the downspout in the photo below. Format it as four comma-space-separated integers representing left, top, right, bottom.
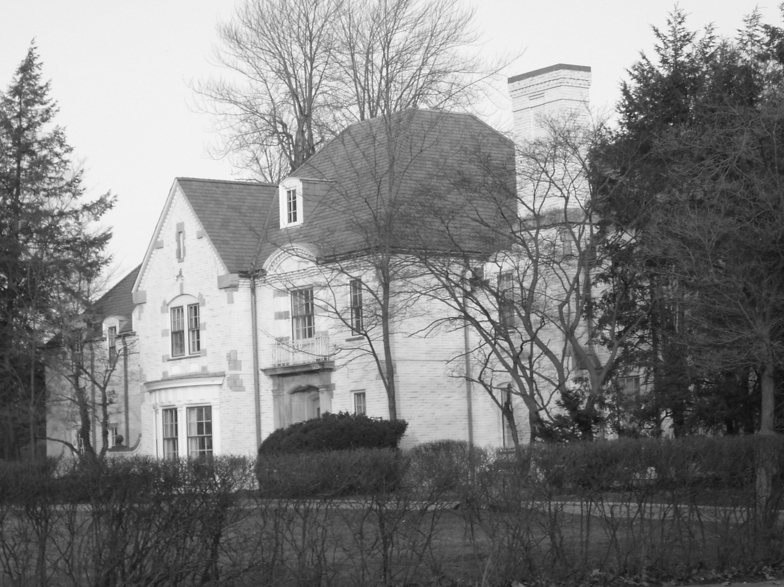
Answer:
123, 337, 129, 443
251, 273, 262, 449
463, 291, 474, 445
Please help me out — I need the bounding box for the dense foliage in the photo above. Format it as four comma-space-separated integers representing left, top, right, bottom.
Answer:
0, 45, 114, 460
258, 412, 408, 454
594, 8, 784, 435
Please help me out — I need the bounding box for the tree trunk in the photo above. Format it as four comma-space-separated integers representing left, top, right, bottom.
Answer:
759, 360, 776, 435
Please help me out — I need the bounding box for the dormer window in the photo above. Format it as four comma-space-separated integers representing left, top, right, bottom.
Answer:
279, 179, 303, 228
287, 189, 298, 224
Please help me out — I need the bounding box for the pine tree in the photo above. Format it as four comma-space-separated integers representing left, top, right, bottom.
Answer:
0, 44, 114, 459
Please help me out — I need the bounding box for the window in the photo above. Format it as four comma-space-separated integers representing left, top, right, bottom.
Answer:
498, 271, 516, 329
559, 226, 574, 256
107, 326, 117, 361
171, 303, 200, 357
162, 408, 178, 459
286, 189, 298, 224
188, 305, 201, 354
291, 288, 315, 340
354, 391, 366, 415
618, 376, 641, 398
187, 406, 213, 459
171, 307, 185, 357
349, 279, 363, 334
176, 229, 185, 261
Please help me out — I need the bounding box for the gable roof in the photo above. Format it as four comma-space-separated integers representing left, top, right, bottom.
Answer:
176, 178, 278, 274
91, 265, 141, 332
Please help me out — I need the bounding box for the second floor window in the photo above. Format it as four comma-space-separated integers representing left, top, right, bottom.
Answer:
349, 279, 363, 334
172, 303, 200, 357
291, 288, 314, 340
107, 326, 117, 361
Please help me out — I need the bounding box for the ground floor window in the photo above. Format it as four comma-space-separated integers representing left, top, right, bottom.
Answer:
162, 408, 179, 459
353, 391, 366, 415
187, 406, 213, 459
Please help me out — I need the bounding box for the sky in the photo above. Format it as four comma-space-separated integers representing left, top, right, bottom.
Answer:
2, 0, 780, 287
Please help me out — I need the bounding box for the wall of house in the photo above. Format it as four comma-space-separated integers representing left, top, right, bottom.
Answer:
134, 183, 259, 457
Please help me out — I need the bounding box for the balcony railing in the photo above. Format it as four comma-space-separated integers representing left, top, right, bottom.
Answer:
271, 334, 331, 367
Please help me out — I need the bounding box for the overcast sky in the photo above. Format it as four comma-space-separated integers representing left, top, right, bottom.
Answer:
2, 0, 779, 287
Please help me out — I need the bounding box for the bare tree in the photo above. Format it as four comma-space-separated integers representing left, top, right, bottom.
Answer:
196, 0, 504, 182
413, 114, 647, 444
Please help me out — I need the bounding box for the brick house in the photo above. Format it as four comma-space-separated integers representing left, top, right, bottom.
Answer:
49, 64, 604, 457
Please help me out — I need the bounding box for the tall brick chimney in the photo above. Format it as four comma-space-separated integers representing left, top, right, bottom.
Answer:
508, 64, 591, 142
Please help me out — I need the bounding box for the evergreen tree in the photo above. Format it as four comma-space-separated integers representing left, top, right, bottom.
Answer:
0, 44, 114, 459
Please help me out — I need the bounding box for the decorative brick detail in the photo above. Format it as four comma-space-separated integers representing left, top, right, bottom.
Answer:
199, 322, 206, 331
196, 229, 206, 239
132, 291, 147, 304
217, 273, 239, 289
227, 374, 245, 391
161, 329, 169, 337
200, 349, 208, 357
162, 371, 169, 379
198, 293, 206, 306
162, 355, 169, 363
201, 365, 208, 373
273, 289, 289, 298
228, 360, 242, 371
226, 291, 234, 304
227, 350, 238, 361
161, 299, 168, 314
139, 368, 145, 383
274, 311, 290, 320
154, 240, 163, 249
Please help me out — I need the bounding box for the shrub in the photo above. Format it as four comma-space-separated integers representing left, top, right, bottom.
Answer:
405, 440, 486, 497
256, 448, 403, 498
258, 412, 408, 454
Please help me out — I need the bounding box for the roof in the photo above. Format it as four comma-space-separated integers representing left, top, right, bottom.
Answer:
508, 64, 591, 84
274, 109, 516, 257
92, 265, 141, 328
176, 178, 278, 274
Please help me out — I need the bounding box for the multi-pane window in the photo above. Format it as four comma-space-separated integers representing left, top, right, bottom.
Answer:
349, 279, 363, 334
498, 271, 516, 329
187, 406, 213, 459
354, 391, 366, 415
188, 304, 201, 354
291, 288, 315, 340
162, 408, 179, 459
171, 304, 200, 357
171, 307, 185, 357
286, 189, 298, 224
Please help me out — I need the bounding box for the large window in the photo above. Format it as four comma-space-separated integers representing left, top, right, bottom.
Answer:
349, 279, 363, 334
618, 376, 641, 398
171, 303, 200, 357
107, 326, 117, 361
187, 406, 213, 459
162, 408, 179, 459
291, 288, 315, 340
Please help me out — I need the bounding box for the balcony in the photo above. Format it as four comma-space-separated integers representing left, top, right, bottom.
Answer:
264, 334, 334, 375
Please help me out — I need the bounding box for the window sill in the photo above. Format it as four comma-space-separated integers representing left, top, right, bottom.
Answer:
168, 353, 203, 361
345, 336, 364, 342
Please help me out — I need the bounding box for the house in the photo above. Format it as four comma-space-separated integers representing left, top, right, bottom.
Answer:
49, 63, 607, 456
46, 266, 143, 457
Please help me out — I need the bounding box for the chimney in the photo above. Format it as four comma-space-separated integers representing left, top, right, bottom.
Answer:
508, 64, 591, 142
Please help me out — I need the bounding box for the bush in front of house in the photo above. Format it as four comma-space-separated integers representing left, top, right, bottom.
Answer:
258, 412, 408, 454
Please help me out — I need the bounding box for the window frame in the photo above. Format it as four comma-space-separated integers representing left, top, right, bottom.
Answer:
279, 181, 304, 228
286, 188, 298, 224
353, 391, 366, 416
291, 288, 315, 341
107, 325, 117, 361
618, 375, 641, 398
349, 279, 363, 335
171, 303, 201, 358
162, 408, 179, 460
187, 406, 213, 459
